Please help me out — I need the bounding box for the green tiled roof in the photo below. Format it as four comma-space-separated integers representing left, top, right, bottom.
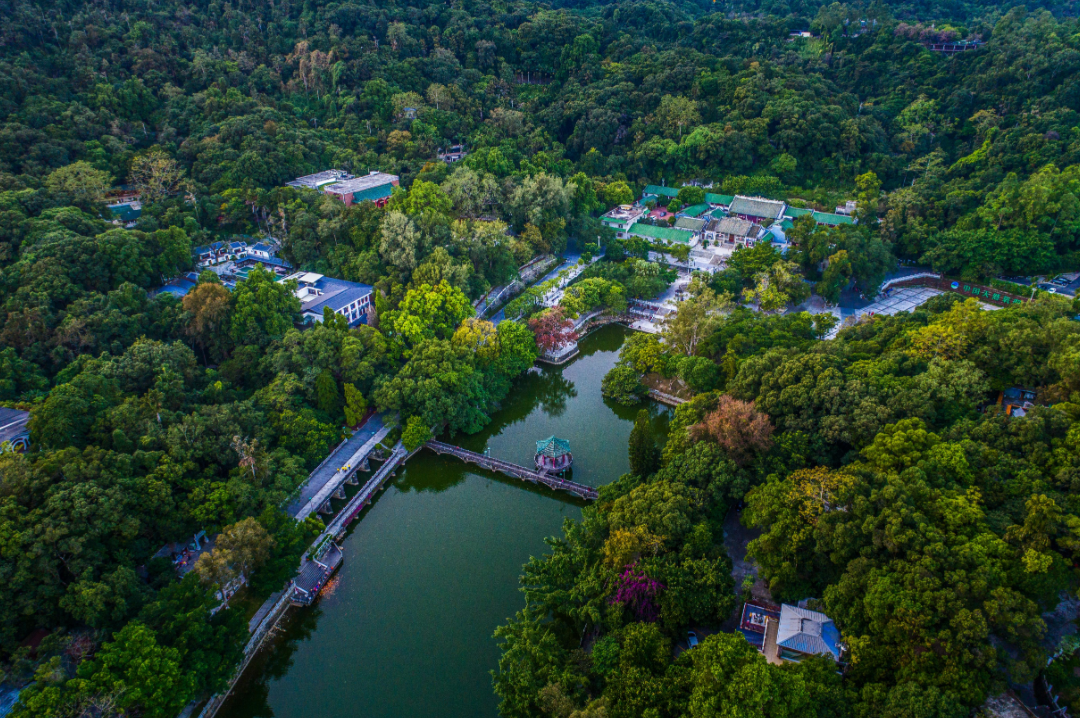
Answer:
536, 436, 571, 457
642, 184, 680, 199
705, 193, 734, 206
729, 196, 786, 219
813, 211, 855, 226
710, 207, 729, 219
680, 203, 710, 217
674, 217, 706, 231
785, 207, 815, 218
628, 222, 695, 244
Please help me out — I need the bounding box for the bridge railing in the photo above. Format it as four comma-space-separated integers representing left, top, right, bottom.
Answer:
425, 441, 598, 499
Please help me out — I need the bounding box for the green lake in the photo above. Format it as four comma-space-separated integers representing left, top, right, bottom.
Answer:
219, 325, 670, 718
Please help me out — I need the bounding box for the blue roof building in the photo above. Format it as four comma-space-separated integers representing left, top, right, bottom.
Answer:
771, 604, 842, 663
281, 272, 374, 326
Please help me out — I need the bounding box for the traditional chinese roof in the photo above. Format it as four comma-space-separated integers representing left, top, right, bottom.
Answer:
729, 195, 786, 220
674, 216, 706, 232
716, 217, 754, 236
705, 192, 735, 206
642, 184, 680, 199
784, 207, 815, 219
627, 222, 694, 244
812, 211, 855, 226
536, 436, 571, 458
679, 203, 710, 218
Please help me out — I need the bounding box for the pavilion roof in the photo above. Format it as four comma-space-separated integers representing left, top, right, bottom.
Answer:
536, 436, 571, 458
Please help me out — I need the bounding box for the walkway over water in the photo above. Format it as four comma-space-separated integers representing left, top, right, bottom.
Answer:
424, 440, 599, 500
290, 443, 410, 606
288, 414, 390, 520
326, 444, 409, 540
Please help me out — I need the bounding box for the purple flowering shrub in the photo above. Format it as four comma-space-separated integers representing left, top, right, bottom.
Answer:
609, 563, 665, 622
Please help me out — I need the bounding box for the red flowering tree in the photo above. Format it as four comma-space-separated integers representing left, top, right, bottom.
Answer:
690, 395, 774, 466
527, 307, 579, 353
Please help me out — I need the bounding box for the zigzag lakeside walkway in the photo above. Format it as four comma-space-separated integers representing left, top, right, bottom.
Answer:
197, 435, 594, 718
195, 424, 399, 718
198, 325, 662, 718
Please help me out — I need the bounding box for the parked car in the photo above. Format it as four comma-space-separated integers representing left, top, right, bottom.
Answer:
687, 631, 699, 649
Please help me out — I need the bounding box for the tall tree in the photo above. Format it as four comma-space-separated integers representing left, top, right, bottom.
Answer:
128, 150, 184, 205
628, 409, 659, 477
229, 266, 300, 348
182, 281, 231, 362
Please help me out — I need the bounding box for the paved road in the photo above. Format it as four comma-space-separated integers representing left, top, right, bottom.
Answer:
491, 252, 584, 324
285, 413, 387, 518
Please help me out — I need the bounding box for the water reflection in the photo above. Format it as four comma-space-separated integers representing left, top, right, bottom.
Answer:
224, 607, 323, 718
218, 326, 669, 718
534, 371, 578, 417
394, 451, 585, 506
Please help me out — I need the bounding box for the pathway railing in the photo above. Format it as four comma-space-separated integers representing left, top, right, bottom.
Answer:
425, 441, 598, 500
326, 443, 408, 539
648, 389, 687, 406
195, 588, 293, 718
293, 425, 392, 520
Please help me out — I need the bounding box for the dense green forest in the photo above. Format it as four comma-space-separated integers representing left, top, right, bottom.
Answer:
2, 0, 1080, 279
1, 0, 1080, 715
503, 292, 1080, 717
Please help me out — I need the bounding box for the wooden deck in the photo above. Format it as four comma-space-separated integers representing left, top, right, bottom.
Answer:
424, 441, 599, 500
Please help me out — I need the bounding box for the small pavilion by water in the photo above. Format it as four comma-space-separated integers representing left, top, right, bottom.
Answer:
535, 436, 573, 473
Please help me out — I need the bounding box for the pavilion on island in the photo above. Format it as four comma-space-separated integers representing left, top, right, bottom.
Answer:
535, 436, 573, 473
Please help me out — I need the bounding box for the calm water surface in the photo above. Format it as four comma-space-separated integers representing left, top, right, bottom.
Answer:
220, 325, 669, 718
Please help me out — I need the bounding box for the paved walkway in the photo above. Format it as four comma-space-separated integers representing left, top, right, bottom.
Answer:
540, 252, 598, 309
488, 254, 575, 324
286, 413, 389, 519
821, 287, 944, 338
247, 591, 282, 631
